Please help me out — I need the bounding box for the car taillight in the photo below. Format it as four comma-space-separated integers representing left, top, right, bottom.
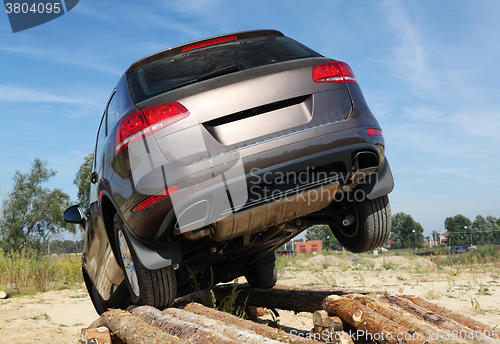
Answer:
131, 185, 179, 213
181, 36, 237, 52
367, 128, 383, 136
313, 61, 357, 84
115, 110, 151, 155
115, 102, 189, 155
142, 102, 189, 133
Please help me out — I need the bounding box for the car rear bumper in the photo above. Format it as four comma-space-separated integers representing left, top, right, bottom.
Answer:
123, 119, 392, 243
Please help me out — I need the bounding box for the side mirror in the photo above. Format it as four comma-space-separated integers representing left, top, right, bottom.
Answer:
63, 205, 86, 230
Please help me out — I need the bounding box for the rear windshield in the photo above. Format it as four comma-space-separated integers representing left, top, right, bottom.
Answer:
127, 36, 321, 103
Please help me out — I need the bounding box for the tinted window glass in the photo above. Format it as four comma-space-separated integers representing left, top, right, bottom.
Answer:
127, 36, 321, 103
106, 92, 119, 134
95, 114, 106, 168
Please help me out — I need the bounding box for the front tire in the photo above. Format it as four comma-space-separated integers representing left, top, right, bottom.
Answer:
114, 213, 177, 308
329, 195, 391, 253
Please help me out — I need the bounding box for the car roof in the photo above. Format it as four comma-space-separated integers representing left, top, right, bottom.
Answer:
126, 29, 284, 73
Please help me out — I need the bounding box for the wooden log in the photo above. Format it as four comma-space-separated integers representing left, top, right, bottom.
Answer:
212, 284, 386, 314
263, 284, 387, 295
183, 302, 321, 344
172, 291, 199, 307
164, 306, 289, 344
400, 295, 498, 334
330, 316, 344, 332
313, 310, 332, 327
80, 326, 112, 344
213, 285, 333, 313
322, 295, 425, 344
91, 309, 188, 344
380, 295, 446, 324
209, 284, 496, 343
246, 306, 269, 318
380, 295, 499, 344
311, 311, 348, 343
347, 294, 468, 344
312, 311, 343, 331
311, 310, 344, 342
0, 289, 20, 299
310, 327, 354, 344
129, 305, 238, 344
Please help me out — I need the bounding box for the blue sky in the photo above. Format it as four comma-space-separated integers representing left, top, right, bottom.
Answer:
1, 0, 499, 237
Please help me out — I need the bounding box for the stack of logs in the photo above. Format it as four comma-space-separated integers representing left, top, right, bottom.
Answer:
84, 284, 499, 344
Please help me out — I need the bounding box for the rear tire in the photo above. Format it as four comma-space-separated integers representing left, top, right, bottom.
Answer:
245, 260, 277, 289
114, 213, 177, 308
330, 195, 391, 253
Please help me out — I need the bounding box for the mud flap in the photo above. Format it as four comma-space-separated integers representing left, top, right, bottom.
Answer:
123, 223, 182, 270
361, 157, 394, 200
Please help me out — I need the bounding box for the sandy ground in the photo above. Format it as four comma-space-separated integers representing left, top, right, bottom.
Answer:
0, 254, 499, 343
0, 288, 97, 343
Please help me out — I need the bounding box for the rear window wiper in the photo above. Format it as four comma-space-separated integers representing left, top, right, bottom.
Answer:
173, 63, 241, 90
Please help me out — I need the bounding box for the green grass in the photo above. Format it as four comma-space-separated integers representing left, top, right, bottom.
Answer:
0, 248, 83, 294
430, 245, 500, 267
313, 269, 338, 287
187, 265, 248, 318
275, 252, 315, 276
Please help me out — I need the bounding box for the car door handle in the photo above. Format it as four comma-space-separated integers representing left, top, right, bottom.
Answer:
90, 171, 98, 184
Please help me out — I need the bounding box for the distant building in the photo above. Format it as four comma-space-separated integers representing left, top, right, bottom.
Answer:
386, 238, 395, 248
296, 240, 322, 254
440, 230, 450, 245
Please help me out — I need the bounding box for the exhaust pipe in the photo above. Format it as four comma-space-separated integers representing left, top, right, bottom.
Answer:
343, 215, 356, 226
351, 151, 379, 181
182, 227, 213, 240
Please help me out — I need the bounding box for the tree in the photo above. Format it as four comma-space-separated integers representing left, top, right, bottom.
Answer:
444, 214, 471, 247
305, 225, 343, 251
74, 151, 93, 210
469, 215, 493, 245
495, 218, 500, 245
0, 159, 73, 252
389, 212, 424, 249
0, 181, 4, 221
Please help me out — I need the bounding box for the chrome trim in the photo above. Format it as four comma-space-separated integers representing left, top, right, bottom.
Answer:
188, 119, 350, 165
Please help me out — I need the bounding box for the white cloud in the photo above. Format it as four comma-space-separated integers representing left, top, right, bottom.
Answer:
381, 0, 437, 97
0, 46, 122, 76
0, 84, 100, 105
75, 1, 207, 40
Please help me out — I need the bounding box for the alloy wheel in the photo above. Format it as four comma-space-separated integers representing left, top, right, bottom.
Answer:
117, 230, 140, 297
